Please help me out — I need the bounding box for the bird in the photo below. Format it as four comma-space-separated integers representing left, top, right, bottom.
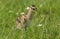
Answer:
16, 5, 37, 30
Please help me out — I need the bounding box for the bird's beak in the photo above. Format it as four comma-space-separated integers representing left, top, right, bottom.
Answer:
35, 8, 37, 11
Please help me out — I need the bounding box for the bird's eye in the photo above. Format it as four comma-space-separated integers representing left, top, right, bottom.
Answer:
32, 8, 35, 10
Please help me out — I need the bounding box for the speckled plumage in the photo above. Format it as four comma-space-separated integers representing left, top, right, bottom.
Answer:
16, 5, 37, 30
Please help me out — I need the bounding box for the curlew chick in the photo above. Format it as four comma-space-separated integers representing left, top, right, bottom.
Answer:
16, 5, 37, 30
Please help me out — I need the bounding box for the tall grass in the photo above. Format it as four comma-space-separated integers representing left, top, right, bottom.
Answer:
0, 0, 60, 39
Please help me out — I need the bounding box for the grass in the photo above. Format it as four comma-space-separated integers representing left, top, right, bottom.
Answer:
0, 0, 60, 39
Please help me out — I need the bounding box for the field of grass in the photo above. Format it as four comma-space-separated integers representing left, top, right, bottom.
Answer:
0, 0, 60, 39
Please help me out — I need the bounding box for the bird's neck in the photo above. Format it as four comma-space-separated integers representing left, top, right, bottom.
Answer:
27, 9, 34, 20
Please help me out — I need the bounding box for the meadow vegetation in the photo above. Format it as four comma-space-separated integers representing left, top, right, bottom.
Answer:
0, 0, 60, 39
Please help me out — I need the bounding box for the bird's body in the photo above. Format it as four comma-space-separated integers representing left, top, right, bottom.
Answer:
16, 5, 37, 30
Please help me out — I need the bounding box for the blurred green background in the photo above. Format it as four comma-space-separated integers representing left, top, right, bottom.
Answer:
0, 0, 60, 39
